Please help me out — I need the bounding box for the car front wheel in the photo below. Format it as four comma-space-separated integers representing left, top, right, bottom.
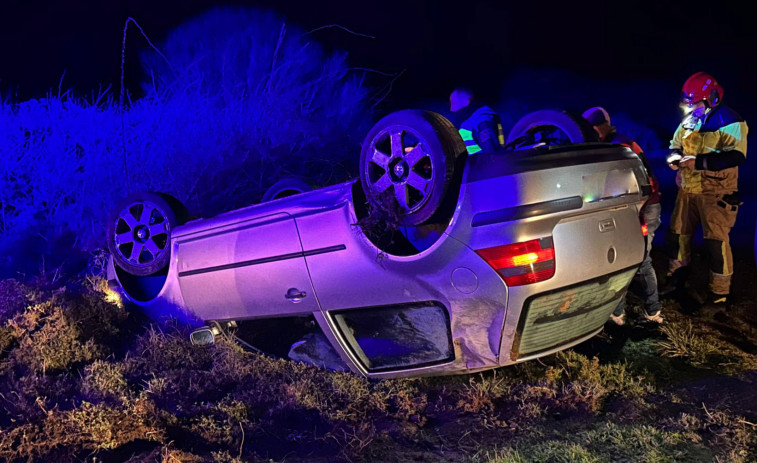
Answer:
359, 110, 465, 226
107, 192, 189, 276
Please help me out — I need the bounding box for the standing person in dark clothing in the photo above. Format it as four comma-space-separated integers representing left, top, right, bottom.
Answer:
583, 106, 663, 324
659, 72, 748, 312
448, 86, 504, 154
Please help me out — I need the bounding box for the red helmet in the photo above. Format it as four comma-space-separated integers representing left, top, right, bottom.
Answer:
681, 72, 723, 107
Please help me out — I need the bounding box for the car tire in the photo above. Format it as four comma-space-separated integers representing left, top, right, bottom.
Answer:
505, 109, 598, 149
107, 192, 189, 276
261, 177, 313, 202
359, 110, 466, 226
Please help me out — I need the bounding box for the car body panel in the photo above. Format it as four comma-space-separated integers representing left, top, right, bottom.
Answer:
108, 143, 651, 379
292, 183, 510, 375
175, 212, 319, 320
451, 145, 646, 371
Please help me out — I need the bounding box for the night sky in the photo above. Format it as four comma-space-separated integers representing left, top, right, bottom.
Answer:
2, 0, 756, 111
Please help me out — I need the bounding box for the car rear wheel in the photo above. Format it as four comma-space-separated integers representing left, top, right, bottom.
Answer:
359, 110, 465, 226
107, 192, 189, 276
261, 177, 313, 202
505, 109, 597, 150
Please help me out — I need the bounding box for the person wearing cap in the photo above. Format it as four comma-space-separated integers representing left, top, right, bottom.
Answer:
659, 72, 748, 312
448, 86, 504, 155
583, 107, 663, 325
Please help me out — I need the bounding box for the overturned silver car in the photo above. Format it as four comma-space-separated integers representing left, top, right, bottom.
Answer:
107, 109, 651, 379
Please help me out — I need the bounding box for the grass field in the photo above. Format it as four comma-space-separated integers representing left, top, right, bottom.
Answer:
1, 250, 756, 462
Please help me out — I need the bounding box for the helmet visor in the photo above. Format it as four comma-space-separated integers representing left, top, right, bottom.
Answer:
681, 91, 701, 105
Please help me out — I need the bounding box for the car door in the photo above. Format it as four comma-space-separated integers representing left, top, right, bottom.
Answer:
175, 212, 319, 321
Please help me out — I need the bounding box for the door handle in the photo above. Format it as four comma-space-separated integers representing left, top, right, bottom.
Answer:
285, 288, 307, 303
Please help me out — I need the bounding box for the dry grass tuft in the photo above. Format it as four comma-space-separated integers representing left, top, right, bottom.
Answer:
503, 350, 651, 419
0, 398, 165, 461
187, 398, 251, 446
81, 359, 131, 402
9, 300, 105, 374
6, 288, 128, 374
659, 320, 719, 367
550, 350, 650, 397
458, 371, 510, 414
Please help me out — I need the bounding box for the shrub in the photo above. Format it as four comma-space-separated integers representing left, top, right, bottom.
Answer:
6, 285, 129, 375
0, 6, 372, 279
138, 6, 372, 214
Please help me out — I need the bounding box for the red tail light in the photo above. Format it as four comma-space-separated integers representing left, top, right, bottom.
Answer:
650, 176, 659, 195
476, 237, 555, 286
641, 223, 648, 236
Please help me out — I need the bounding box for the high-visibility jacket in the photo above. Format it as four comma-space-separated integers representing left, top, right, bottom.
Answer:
456, 106, 504, 154
670, 105, 748, 195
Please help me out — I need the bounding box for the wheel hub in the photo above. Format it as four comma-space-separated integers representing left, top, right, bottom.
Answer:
393, 163, 405, 178
389, 159, 409, 182
134, 225, 150, 243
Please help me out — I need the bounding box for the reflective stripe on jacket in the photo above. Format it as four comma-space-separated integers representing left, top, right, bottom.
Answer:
459, 127, 482, 154
670, 105, 748, 194
458, 106, 504, 154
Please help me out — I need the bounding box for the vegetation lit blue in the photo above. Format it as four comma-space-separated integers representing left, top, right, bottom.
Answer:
1, 7, 754, 279
0, 8, 372, 278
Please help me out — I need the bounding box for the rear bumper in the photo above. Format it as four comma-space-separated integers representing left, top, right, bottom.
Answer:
504, 265, 638, 363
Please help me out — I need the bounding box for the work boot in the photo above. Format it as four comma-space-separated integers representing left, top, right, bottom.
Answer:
658, 267, 689, 298
702, 291, 730, 310
697, 291, 731, 319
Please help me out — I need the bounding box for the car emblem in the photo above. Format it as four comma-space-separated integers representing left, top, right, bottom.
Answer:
598, 218, 615, 232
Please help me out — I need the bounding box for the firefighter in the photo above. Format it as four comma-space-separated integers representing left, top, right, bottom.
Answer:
583, 107, 663, 324
448, 86, 504, 154
660, 72, 748, 311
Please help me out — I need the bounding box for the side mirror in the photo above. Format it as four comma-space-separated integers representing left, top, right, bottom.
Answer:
190, 326, 219, 346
